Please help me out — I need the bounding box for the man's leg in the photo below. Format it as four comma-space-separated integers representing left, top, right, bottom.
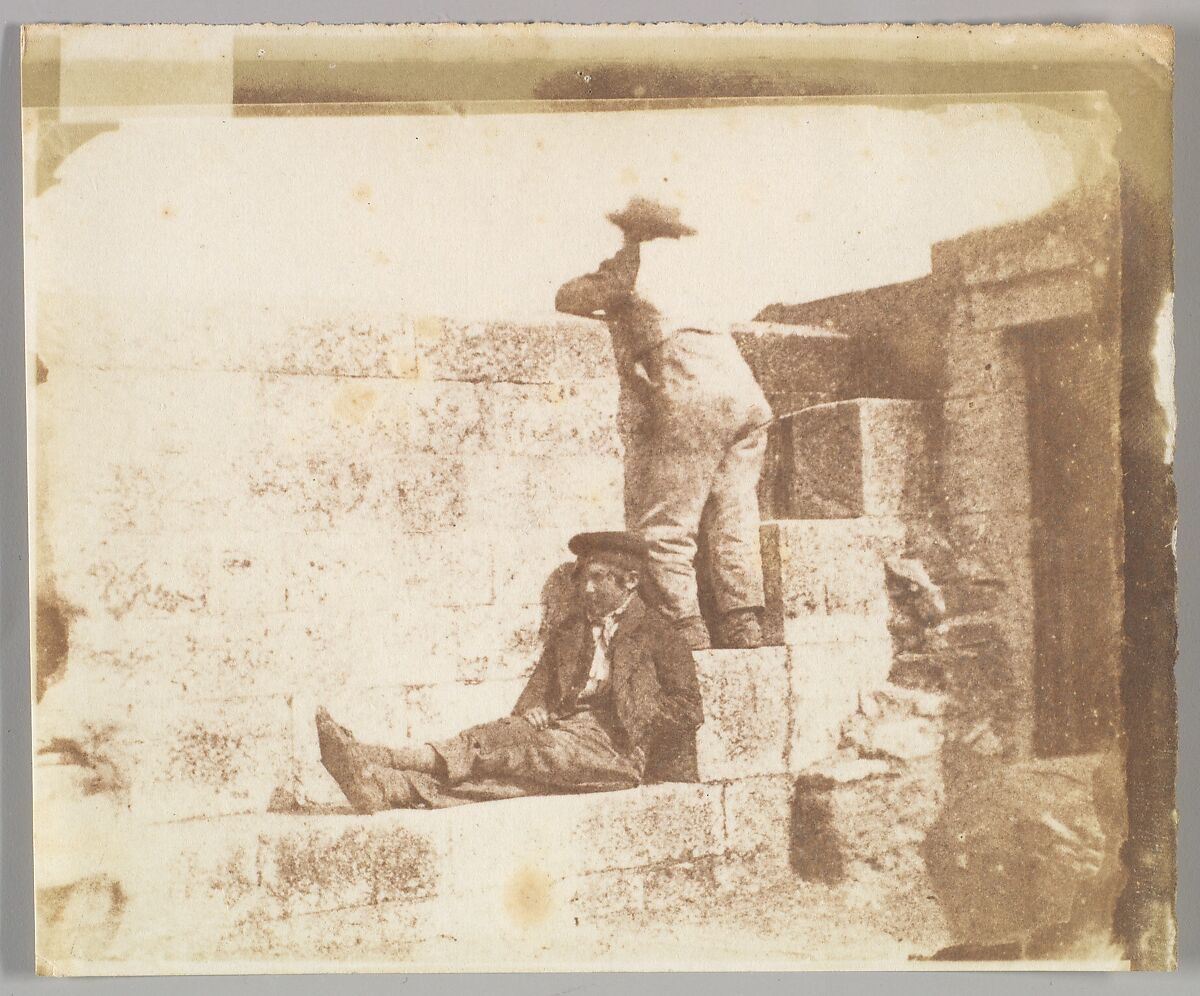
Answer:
316, 708, 434, 812
628, 428, 726, 649
702, 426, 769, 648
434, 712, 641, 794
317, 709, 641, 813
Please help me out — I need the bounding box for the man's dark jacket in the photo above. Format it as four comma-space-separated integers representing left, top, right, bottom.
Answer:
512, 594, 704, 783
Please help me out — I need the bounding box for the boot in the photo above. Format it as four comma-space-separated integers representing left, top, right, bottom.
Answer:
676, 615, 712, 651
717, 608, 763, 649
315, 707, 387, 813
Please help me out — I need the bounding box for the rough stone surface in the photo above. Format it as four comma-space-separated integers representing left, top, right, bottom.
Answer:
415, 317, 614, 384
966, 269, 1097, 331
788, 400, 934, 519
788, 639, 894, 772
924, 752, 1127, 951
694, 648, 789, 780
760, 518, 905, 647
940, 393, 1032, 515
722, 774, 795, 865
943, 326, 1027, 399
731, 323, 859, 412
931, 179, 1120, 288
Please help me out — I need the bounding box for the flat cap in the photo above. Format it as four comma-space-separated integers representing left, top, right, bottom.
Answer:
567, 530, 648, 563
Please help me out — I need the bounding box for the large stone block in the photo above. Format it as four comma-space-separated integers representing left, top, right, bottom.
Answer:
476, 381, 620, 457
36, 688, 295, 824
463, 453, 624, 533
253, 374, 488, 458
791, 750, 940, 888
788, 400, 934, 519
943, 325, 1027, 399
51, 533, 214, 625
441, 783, 726, 887
445, 602, 545, 684
137, 696, 294, 823
940, 393, 1032, 514
760, 518, 904, 647
415, 317, 614, 384
111, 810, 442, 955
731, 323, 859, 413
488, 528, 579, 618
255, 310, 421, 380
931, 177, 1120, 288
694, 648, 789, 780
722, 774, 795, 864
964, 269, 1097, 331
220, 895, 438, 963
243, 447, 469, 534
35, 296, 425, 380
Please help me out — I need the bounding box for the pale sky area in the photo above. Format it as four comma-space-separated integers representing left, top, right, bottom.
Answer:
33, 102, 1090, 324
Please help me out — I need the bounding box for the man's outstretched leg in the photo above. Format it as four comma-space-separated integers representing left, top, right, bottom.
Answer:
316, 707, 434, 813
316, 706, 643, 813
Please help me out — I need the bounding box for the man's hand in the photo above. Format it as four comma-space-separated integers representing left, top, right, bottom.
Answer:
522, 707, 552, 731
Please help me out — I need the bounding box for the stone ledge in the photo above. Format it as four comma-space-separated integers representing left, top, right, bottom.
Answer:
101, 772, 806, 962
930, 179, 1119, 289
963, 269, 1098, 332
732, 323, 859, 414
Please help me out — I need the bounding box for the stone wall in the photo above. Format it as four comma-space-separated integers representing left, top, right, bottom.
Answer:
33, 299, 633, 823
767, 173, 1128, 958
33, 294, 907, 969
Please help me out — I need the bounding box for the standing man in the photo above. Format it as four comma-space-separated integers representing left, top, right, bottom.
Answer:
315, 531, 703, 812
554, 198, 772, 650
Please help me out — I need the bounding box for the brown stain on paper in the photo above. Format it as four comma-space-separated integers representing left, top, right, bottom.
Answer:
503, 865, 555, 928
332, 384, 378, 423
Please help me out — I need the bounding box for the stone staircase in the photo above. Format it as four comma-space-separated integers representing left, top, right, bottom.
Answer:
62, 399, 933, 969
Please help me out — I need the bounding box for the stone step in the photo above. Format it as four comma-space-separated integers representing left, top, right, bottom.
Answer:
289, 642, 872, 808
37, 634, 881, 829
761, 517, 904, 646
100, 774, 797, 964
784, 399, 935, 519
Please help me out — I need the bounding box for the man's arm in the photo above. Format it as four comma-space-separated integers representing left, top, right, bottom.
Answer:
512, 639, 560, 717
646, 624, 704, 740
554, 241, 640, 318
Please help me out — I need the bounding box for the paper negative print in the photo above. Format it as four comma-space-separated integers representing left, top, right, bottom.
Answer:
23, 23, 1176, 974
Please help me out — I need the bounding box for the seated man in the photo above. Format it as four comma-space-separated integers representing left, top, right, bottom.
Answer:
316, 531, 704, 813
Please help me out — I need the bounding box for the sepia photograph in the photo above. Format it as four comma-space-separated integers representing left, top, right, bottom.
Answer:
20, 21, 1176, 974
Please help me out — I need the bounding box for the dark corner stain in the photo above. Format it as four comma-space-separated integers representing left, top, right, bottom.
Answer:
36, 355, 49, 385
36, 588, 83, 702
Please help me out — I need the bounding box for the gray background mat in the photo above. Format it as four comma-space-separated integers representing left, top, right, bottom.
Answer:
2, 0, 1194, 991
